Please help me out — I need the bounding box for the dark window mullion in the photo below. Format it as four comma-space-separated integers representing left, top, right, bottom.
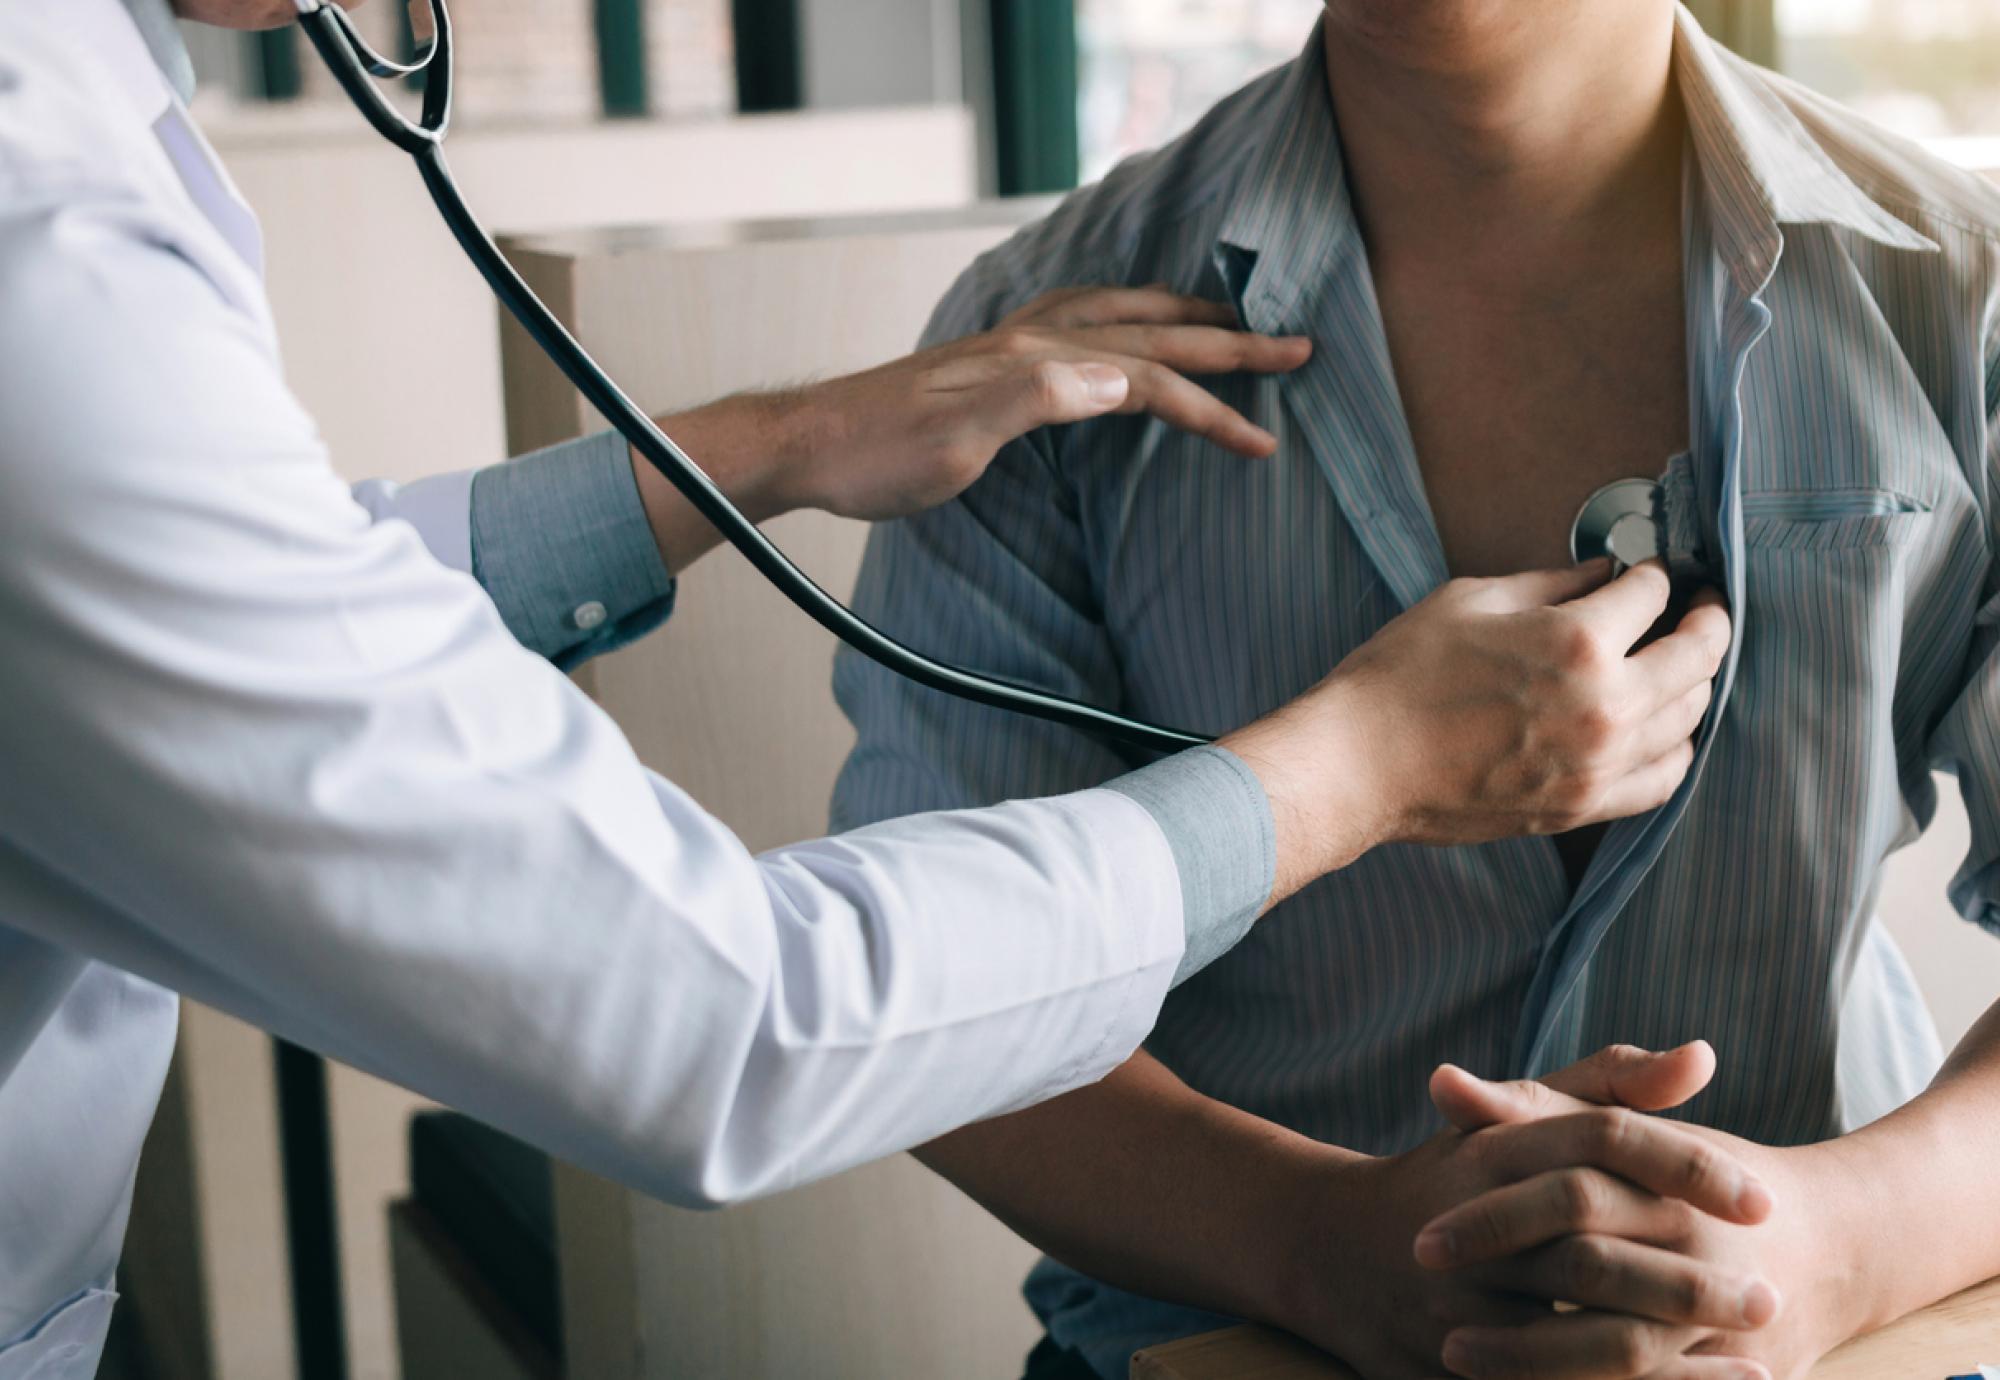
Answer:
990, 0, 1078, 196
733, 0, 804, 113
596, 0, 651, 117
247, 26, 303, 101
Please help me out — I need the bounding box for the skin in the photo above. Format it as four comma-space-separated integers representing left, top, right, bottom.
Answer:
918, 6, 2000, 1380
169, 19, 1946, 1376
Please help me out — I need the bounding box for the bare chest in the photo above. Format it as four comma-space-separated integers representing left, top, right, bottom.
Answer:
1376, 274, 1688, 578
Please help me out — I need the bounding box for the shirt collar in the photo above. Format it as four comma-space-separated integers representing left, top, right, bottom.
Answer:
1218, 5, 1938, 319
1670, 4, 1936, 292
116, 0, 196, 109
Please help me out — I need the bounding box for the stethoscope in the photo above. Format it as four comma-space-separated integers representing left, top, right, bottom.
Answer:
294, 0, 1673, 753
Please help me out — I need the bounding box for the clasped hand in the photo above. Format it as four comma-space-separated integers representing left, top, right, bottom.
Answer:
1280, 1044, 1848, 1380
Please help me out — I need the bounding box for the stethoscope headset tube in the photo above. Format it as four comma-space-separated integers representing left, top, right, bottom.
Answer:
293, 0, 1209, 754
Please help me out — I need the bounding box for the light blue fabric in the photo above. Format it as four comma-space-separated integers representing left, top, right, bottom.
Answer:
832, 11, 2000, 1376
470, 429, 679, 670
1105, 746, 1274, 987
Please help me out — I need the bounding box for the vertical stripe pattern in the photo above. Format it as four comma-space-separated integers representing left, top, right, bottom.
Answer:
831, 10, 2000, 1375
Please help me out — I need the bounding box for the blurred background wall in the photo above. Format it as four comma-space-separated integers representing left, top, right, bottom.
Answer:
122, 3, 2000, 1379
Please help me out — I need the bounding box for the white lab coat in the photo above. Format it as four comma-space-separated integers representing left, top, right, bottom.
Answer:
0, 3, 1202, 1370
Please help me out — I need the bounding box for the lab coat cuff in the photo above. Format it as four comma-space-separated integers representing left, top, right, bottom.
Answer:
470, 429, 678, 671
1105, 746, 1274, 987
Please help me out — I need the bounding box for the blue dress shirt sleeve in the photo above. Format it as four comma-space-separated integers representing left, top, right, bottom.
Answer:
468, 431, 677, 670
1928, 337, 2000, 937
353, 431, 677, 672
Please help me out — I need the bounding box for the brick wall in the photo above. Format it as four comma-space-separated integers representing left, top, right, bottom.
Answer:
287, 0, 734, 122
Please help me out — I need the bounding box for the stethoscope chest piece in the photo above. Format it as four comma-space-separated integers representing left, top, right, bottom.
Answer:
1570, 478, 1665, 575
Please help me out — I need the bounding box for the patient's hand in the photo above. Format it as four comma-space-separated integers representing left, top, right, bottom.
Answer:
1414, 1067, 1861, 1380
1272, 1044, 1779, 1380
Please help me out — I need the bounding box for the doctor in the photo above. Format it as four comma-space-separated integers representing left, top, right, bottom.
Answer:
0, 0, 1734, 1371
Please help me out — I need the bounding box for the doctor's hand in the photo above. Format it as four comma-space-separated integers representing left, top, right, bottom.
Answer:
1220, 561, 1729, 904
630, 286, 1311, 570
1269, 1044, 1779, 1380
1415, 1064, 1856, 1380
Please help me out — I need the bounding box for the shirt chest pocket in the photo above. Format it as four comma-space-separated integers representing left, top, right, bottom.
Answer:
1740, 486, 1934, 550
1729, 487, 1939, 783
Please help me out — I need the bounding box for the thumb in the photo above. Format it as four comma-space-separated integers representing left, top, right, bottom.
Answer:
1429, 1041, 1716, 1133
980, 361, 1130, 443
1475, 559, 1615, 612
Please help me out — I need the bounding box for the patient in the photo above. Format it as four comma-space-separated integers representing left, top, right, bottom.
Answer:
833, 2, 2000, 1377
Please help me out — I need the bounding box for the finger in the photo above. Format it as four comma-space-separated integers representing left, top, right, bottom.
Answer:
1019, 285, 1241, 330
1467, 1113, 1771, 1229
1627, 595, 1732, 710
1464, 560, 1616, 612
971, 360, 1133, 447
1442, 1315, 1703, 1380
1059, 324, 1312, 375
1469, 1236, 1781, 1331
1109, 355, 1278, 456
1429, 1042, 1714, 1133
1640, 1358, 1772, 1380
1563, 560, 1674, 652
1622, 679, 1715, 767
1539, 1041, 1716, 1113
1582, 738, 1697, 822
1417, 1169, 1762, 1274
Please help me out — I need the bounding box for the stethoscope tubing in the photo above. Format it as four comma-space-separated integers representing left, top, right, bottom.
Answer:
295, 0, 1210, 755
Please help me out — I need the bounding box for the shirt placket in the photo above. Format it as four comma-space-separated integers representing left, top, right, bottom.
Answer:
1513, 208, 1775, 1079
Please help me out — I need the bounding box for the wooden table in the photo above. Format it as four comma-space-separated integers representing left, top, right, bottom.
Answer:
1132, 1275, 2000, 1379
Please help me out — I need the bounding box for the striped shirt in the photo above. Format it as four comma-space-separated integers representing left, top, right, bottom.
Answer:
832, 9, 2000, 1373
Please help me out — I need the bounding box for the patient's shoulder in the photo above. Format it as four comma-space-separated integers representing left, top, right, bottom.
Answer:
1752, 61, 2000, 246
923, 58, 1299, 346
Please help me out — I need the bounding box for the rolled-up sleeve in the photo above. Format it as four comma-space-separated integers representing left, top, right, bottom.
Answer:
352, 430, 677, 670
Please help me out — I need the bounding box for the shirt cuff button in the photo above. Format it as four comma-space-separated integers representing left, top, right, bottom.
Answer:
572, 600, 609, 631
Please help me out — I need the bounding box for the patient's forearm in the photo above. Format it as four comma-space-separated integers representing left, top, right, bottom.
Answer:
917, 1050, 1354, 1326
1825, 997, 2000, 1335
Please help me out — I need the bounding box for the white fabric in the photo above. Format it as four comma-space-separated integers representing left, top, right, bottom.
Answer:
0, 2, 1186, 1367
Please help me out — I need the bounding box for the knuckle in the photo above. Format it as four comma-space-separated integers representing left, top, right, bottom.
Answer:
1573, 704, 1622, 757
994, 327, 1039, 357
1559, 1235, 1613, 1297
1677, 1142, 1717, 1196
1587, 1107, 1637, 1159
1675, 1265, 1712, 1321
1609, 1325, 1656, 1376
1024, 359, 1070, 407
1556, 1168, 1602, 1226
1554, 618, 1606, 674
1661, 1196, 1700, 1244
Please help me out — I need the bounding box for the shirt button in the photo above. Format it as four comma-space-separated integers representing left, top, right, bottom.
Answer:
572, 600, 608, 631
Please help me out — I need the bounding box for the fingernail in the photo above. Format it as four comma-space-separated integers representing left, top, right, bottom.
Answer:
1441, 1334, 1484, 1375
1740, 1278, 1781, 1327
1735, 1175, 1775, 1218
1075, 363, 1128, 407
1413, 1226, 1456, 1267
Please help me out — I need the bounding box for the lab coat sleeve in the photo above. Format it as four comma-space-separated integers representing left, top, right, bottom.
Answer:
0, 186, 1190, 1206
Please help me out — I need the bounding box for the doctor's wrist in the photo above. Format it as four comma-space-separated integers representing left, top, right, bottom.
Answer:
1218, 678, 1393, 907
631, 393, 801, 573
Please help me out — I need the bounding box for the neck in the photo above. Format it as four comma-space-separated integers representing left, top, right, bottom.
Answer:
1321, 1, 1682, 281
